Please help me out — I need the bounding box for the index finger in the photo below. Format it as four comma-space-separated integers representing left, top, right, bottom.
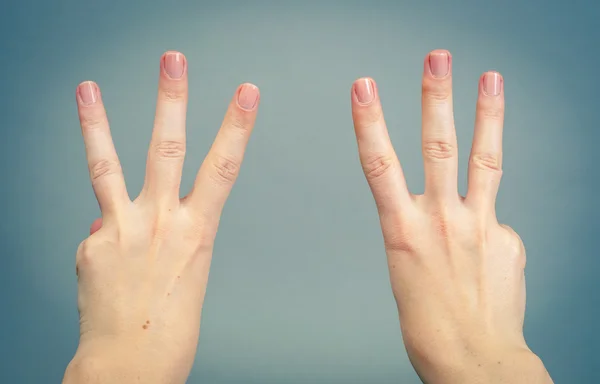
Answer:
184, 83, 260, 220
351, 77, 412, 218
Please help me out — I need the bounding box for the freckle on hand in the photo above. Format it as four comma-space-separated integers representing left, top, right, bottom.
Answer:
142, 324, 148, 330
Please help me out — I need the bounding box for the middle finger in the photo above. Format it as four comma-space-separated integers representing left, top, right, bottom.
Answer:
143, 51, 189, 205
421, 49, 459, 202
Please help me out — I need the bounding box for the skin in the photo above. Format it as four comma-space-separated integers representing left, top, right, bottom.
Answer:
63, 48, 553, 383
350, 49, 554, 383
62, 51, 260, 383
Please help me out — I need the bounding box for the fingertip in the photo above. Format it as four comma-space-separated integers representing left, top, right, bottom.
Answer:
161, 51, 187, 80
77, 81, 100, 106
89, 217, 103, 235
162, 50, 186, 58
77, 80, 98, 90
425, 49, 452, 79
352, 77, 377, 106
480, 71, 504, 97
236, 83, 260, 111
427, 49, 452, 58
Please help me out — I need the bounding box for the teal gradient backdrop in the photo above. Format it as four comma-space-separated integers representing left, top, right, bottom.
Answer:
0, 0, 598, 382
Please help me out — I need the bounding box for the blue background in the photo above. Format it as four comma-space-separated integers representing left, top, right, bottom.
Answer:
0, 0, 598, 382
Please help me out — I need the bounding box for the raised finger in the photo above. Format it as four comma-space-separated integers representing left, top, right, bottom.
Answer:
76, 81, 128, 215
351, 77, 412, 218
143, 51, 188, 205
466, 71, 505, 209
421, 50, 459, 201
185, 83, 260, 219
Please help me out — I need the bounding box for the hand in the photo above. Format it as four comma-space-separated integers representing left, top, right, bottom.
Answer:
63, 51, 260, 383
350, 50, 553, 383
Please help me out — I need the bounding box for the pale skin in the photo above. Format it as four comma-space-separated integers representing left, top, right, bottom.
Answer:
63, 49, 552, 384
350, 49, 553, 383
63, 51, 260, 383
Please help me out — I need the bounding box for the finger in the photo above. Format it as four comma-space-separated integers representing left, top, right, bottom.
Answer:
351, 77, 411, 218
142, 51, 188, 204
466, 71, 504, 208
76, 81, 129, 215
421, 50, 459, 201
185, 83, 260, 218
90, 218, 102, 235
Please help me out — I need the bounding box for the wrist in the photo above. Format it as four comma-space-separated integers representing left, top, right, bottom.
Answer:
409, 341, 552, 384
63, 353, 180, 384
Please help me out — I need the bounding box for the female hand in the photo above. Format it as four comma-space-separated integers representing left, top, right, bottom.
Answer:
350, 50, 553, 383
63, 51, 260, 384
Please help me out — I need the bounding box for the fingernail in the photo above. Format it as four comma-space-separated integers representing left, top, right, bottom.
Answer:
429, 52, 449, 78
164, 52, 185, 79
237, 84, 259, 111
78, 82, 98, 105
483, 72, 502, 96
354, 78, 375, 105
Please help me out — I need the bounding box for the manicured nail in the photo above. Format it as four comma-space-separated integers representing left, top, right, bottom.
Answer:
483, 72, 502, 96
237, 84, 259, 111
354, 78, 375, 105
429, 51, 449, 78
164, 52, 185, 79
78, 82, 98, 105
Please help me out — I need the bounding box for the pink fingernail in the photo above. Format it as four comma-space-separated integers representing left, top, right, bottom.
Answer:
354, 78, 375, 105
78, 81, 98, 105
237, 84, 259, 111
164, 52, 185, 79
483, 72, 502, 96
429, 51, 450, 78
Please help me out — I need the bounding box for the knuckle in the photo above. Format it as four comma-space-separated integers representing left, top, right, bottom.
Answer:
209, 154, 240, 184
89, 159, 121, 181
470, 152, 502, 172
80, 113, 106, 131
479, 104, 505, 120
183, 218, 217, 251
500, 224, 526, 268
431, 210, 452, 240
76, 239, 96, 271
150, 217, 173, 241
362, 154, 394, 181
160, 86, 186, 102
518, 249, 527, 269
384, 232, 416, 254
422, 81, 451, 102
423, 140, 455, 160
227, 115, 251, 133
154, 140, 186, 160
357, 108, 384, 128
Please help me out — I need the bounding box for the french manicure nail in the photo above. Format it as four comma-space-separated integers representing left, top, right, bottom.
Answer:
237, 84, 259, 111
483, 72, 502, 96
78, 82, 98, 105
164, 52, 185, 79
429, 52, 449, 78
354, 78, 375, 104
